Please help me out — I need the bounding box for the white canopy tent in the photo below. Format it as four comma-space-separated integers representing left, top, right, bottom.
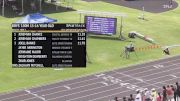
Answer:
1, 0, 42, 16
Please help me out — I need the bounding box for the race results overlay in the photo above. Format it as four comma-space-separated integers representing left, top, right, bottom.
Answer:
12, 23, 86, 68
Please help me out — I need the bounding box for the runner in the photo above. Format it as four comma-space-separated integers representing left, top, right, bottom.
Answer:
156, 92, 162, 101
166, 85, 173, 101
135, 90, 142, 101
111, 97, 119, 101
175, 82, 180, 101
144, 88, 151, 101
162, 86, 167, 101
128, 94, 135, 101
151, 88, 157, 101
171, 85, 177, 101
123, 97, 128, 101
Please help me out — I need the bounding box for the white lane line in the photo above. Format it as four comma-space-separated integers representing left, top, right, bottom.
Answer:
0, 90, 44, 101
127, 63, 180, 76
120, 58, 180, 73
95, 62, 180, 83
136, 78, 143, 82
47, 67, 180, 101
47, 84, 122, 101
2, 63, 180, 101
30, 62, 179, 96
127, 63, 180, 78
42, 81, 104, 96
67, 76, 180, 101
0, 56, 179, 99
103, 85, 165, 101
89, 78, 180, 101
41, 81, 103, 96
117, 64, 180, 81
100, 82, 109, 86
46, 67, 180, 100
153, 64, 164, 69
22, 58, 180, 94
1, 58, 179, 101
43, 63, 180, 95
63, 86, 71, 90
44, 59, 180, 91
0, 79, 107, 101
95, 73, 105, 77
24, 90, 46, 101
35, 60, 180, 101
169, 74, 177, 78
46, 84, 118, 101
114, 72, 159, 88
115, 82, 180, 101
28, 63, 180, 93
21, 97, 37, 101
43, 68, 180, 97
33, 77, 101, 93
144, 72, 180, 81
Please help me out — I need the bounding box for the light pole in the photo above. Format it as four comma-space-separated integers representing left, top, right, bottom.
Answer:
20, 0, 24, 15
40, 0, 42, 12
2, 0, 5, 16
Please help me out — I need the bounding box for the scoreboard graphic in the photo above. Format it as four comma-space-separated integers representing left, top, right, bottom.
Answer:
85, 16, 117, 35
12, 23, 86, 68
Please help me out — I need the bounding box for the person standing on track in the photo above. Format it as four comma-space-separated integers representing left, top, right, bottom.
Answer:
151, 88, 157, 101
135, 90, 142, 101
128, 94, 135, 101
171, 85, 177, 101
156, 92, 162, 101
166, 85, 173, 101
175, 82, 180, 101
123, 97, 127, 101
112, 97, 119, 101
162, 86, 167, 101
144, 88, 151, 101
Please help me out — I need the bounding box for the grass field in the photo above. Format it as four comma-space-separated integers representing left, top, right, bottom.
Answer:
0, 0, 180, 93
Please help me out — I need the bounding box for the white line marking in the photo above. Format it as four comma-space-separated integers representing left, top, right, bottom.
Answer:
169, 74, 177, 78
95, 73, 106, 77
100, 82, 108, 86
90, 79, 180, 101
26, 57, 180, 94
63, 86, 71, 90
130, 63, 180, 76
1, 58, 179, 101
2, 63, 180, 101
24, 90, 46, 101
114, 72, 159, 88
47, 66, 180, 101
67, 77, 180, 101
0, 56, 179, 98
136, 78, 143, 82
132, 64, 180, 79
153, 64, 164, 69
153, 65, 159, 69
39, 63, 180, 93
42, 67, 180, 97
33, 61, 180, 101
42, 81, 103, 96
21, 97, 37, 101
20, 81, 103, 101
31, 77, 101, 94
17, 60, 177, 98
121, 58, 180, 73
